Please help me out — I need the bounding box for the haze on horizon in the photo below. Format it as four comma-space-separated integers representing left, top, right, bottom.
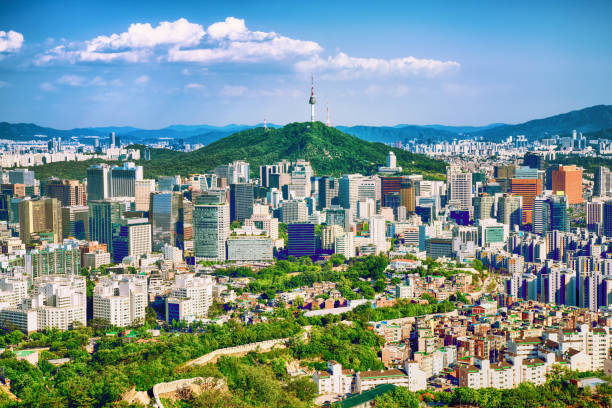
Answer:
0, 0, 611, 129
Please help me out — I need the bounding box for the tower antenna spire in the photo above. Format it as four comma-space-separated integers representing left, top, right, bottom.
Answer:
308, 74, 316, 122
326, 101, 330, 127
264, 117, 268, 130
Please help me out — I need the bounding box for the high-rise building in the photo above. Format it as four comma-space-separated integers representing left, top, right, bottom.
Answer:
447, 166, 472, 210
473, 194, 495, 220
603, 201, 612, 238
594, 167, 612, 197
281, 200, 308, 223
93, 274, 147, 327
549, 194, 569, 232
230, 183, 254, 222
166, 274, 213, 323
321, 224, 345, 250
110, 162, 143, 198
533, 195, 550, 235
150, 192, 184, 251
369, 215, 388, 254
318, 176, 339, 210
510, 178, 542, 224
244, 204, 278, 240
193, 193, 230, 261
288, 223, 315, 258
381, 176, 403, 207
497, 194, 522, 229
400, 179, 416, 214
551, 165, 583, 204
19, 198, 62, 245
25, 243, 82, 277
8, 169, 35, 186
86, 164, 111, 202
214, 161, 250, 185
157, 175, 181, 192
46, 179, 86, 206
111, 217, 152, 263
586, 201, 604, 234
523, 153, 545, 170
62, 205, 89, 240
134, 179, 155, 212
335, 232, 355, 259
339, 174, 362, 210
260, 164, 279, 188
89, 199, 128, 253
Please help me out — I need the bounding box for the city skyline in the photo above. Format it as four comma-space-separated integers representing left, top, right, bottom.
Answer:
1, 1, 611, 128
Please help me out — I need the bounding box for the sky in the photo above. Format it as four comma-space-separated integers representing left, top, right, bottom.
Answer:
0, 0, 611, 129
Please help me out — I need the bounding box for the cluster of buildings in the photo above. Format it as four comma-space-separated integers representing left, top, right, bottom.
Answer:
315, 298, 612, 401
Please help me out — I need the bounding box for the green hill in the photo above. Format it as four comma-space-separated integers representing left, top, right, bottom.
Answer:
26, 122, 446, 180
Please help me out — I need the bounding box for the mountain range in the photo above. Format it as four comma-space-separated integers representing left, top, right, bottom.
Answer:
27, 122, 446, 181
2, 104, 612, 145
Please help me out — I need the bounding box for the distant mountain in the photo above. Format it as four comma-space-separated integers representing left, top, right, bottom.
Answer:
471, 105, 612, 141
3, 104, 612, 144
336, 125, 458, 144
135, 121, 446, 179
417, 123, 506, 134
27, 122, 446, 180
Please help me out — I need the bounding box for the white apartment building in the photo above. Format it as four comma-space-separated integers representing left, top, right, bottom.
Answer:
165, 274, 213, 323
313, 361, 426, 396
93, 274, 147, 327
0, 274, 86, 333
335, 232, 356, 259
245, 204, 279, 240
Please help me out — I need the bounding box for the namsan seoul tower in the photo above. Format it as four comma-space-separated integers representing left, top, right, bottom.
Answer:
309, 74, 316, 122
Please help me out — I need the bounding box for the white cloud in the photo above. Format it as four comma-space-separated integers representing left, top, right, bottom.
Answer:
0, 80, 9, 88
54, 74, 122, 87
168, 17, 321, 64
0, 30, 24, 53
36, 18, 205, 64
56, 74, 88, 86
134, 75, 150, 84
185, 82, 205, 90
220, 85, 247, 97
31, 16, 458, 81
296, 52, 460, 79
40, 82, 56, 92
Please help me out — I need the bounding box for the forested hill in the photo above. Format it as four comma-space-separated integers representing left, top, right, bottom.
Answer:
27, 121, 446, 180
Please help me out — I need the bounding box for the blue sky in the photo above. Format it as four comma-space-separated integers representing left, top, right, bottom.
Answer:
0, 0, 611, 129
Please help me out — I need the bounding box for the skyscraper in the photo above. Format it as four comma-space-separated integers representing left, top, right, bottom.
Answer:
87, 164, 111, 202
549, 194, 569, 232
134, 179, 155, 212
193, 193, 230, 261
497, 194, 522, 229
380, 176, 403, 207
230, 183, 254, 222
150, 192, 183, 251
89, 200, 127, 253
288, 223, 315, 258
339, 174, 361, 210
19, 198, 62, 245
45, 179, 86, 206
111, 217, 152, 263
473, 194, 495, 220
318, 176, 339, 210
510, 178, 542, 224
551, 165, 583, 204
594, 167, 611, 197
400, 178, 416, 214
110, 162, 143, 198
62, 205, 89, 240
447, 165, 472, 210
603, 201, 612, 238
